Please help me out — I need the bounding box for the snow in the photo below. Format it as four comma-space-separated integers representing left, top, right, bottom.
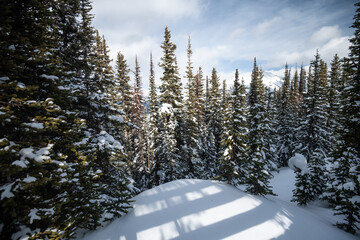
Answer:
288, 153, 308, 175
23, 122, 44, 129
80, 178, 357, 240
96, 131, 123, 150
109, 115, 124, 122
40, 74, 59, 80
160, 103, 173, 114
12, 160, 28, 168
28, 209, 40, 224
341, 182, 355, 191
23, 175, 36, 183
16, 82, 25, 88
269, 167, 295, 202
0, 76, 10, 81
13, 145, 53, 168
0, 182, 15, 200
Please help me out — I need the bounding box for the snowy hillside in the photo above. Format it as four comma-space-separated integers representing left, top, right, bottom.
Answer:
79, 173, 358, 240
262, 71, 283, 89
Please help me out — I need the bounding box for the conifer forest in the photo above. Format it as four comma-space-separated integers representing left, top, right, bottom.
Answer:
0, 0, 359, 239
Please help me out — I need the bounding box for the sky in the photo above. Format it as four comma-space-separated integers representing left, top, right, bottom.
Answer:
91, 0, 357, 92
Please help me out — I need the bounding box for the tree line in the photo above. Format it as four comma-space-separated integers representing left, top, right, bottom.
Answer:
0, 0, 359, 238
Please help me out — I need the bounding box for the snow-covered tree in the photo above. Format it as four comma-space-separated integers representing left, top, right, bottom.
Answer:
277, 64, 295, 166
220, 70, 249, 185
246, 58, 274, 196
328, 3, 360, 233
155, 27, 184, 183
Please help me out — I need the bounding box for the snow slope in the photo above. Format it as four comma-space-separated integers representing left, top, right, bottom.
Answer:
80, 176, 357, 240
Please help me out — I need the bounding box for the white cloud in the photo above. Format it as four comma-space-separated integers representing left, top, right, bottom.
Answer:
92, 0, 203, 25
319, 36, 350, 62
255, 17, 282, 35
310, 25, 342, 44
229, 27, 245, 40
265, 34, 350, 69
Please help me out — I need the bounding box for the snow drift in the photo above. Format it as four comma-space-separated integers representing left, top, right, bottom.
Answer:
288, 153, 308, 175
80, 179, 357, 240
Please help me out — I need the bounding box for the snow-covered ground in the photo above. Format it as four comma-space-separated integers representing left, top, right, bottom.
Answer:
79, 169, 358, 240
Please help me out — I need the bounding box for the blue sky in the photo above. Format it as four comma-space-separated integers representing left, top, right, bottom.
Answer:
91, 0, 357, 89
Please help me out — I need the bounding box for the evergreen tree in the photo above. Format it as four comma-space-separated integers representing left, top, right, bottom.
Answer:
264, 87, 278, 168
207, 68, 223, 176
329, 3, 360, 233
199, 75, 217, 179
327, 54, 342, 137
0, 1, 100, 238
85, 31, 134, 225
209, 68, 222, 154
194, 67, 205, 128
292, 169, 313, 206
145, 52, 159, 189
183, 36, 197, 177
156, 27, 183, 183
131, 57, 146, 188
246, 58, 274, 196
220, 70, 249, 185
114, 51, 132, 143
294, 51, 330, 204
277, 64, 295, 166
298, 65, 307, 118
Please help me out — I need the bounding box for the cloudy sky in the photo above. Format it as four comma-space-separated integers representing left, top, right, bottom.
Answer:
91, 0, 357, 90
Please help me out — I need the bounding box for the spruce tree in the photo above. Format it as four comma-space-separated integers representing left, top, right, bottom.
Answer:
294, 51, 330, 204
327, 54, 342, 138
246, 58, 274, 196
329, 3, 360, 233
114, 52, 132, 127
156, 27, 183, 182
207, 68, 223, 176
131, 57, 146, 188
209, 68, 222, 153
144, 53, 159, 189
220, 70, 249, 185
183, 36, 197, 177
192, 67, 207, 177
0, 0, 99, 238
277, 64, 295, 166
199, 75, 217, 179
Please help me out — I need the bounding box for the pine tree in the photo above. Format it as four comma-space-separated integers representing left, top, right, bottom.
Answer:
199, 75, 217, 179
209, 68, 222, 153
156, 27, 183, 183
183, 36, 197, 177
194, 67, 205, 129
191, 67, 206, 178
0, 1, 100, 238
246, 58, 274, 196
292, 169, 313, 206
131, 57, 146, 188
277, 64, 295, 166
264, 87, 278, 169
329, 3, 360, 233
298, 65, 307, 119
220, 70, 249, 185
145, 52, 159, 189
85, 31, 134, 225
114, 51, 132, 127
207, 68, 223, 176
327, 54, 342, 137
293, 51, 330, 205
